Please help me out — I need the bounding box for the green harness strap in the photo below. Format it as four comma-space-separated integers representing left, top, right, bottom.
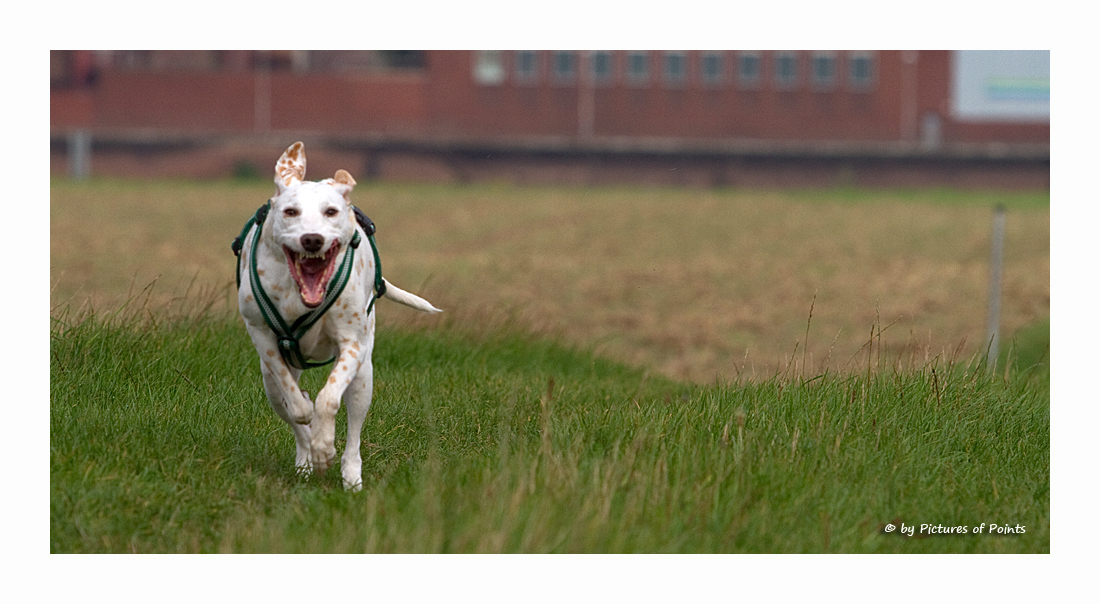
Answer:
232, 202, 384, 370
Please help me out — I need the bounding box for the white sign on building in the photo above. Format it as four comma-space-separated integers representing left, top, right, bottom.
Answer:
952, 50, 1050, 123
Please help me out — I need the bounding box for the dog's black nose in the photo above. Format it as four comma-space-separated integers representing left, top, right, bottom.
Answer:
300, 234, 325, 254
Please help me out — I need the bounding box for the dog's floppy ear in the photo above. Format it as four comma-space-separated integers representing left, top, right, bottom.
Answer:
275, 142, 307, 191
328, 169, 357, 201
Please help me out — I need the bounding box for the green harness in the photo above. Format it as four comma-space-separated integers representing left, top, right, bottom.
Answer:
232, 202, 385, 370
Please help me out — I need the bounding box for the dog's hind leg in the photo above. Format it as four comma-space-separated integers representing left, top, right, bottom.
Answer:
341, 357, 374, 491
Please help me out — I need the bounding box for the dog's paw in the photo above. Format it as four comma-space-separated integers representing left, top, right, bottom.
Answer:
310, 439, 336, 474
343, 477, 363, 492
312, 453, 335, 474
341, 455, 362, 492
291, 412, 312, 425
290, 389, 314, 424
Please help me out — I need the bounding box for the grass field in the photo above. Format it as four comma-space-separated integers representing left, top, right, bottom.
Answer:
49, 177, 1049, 553
50, 305, 1048, 553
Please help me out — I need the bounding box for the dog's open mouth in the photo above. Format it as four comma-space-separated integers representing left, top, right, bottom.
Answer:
283, 243, 341, 308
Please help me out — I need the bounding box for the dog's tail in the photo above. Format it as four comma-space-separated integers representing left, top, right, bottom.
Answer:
379, 278, 443, 313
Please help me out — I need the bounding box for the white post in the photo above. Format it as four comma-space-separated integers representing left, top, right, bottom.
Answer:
986, 205, 1006, 369
69, 130, 91, 180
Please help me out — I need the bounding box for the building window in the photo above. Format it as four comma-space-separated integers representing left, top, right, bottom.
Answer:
848, 51, 875, 90
592, 51, 613, 84
774, 51, 799, 89
811, 51, 837, 90
515, 50, 539, 84
700, 51, 725, 86
626, 51, 650, 85
473, 50, 504, 85
663, 51, 687, 87
552, 51, 577, 84
737, 51, 762, 88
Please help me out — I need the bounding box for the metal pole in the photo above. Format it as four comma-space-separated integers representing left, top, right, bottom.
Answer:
986, 204, 1006, 369
69, 129, 91, 180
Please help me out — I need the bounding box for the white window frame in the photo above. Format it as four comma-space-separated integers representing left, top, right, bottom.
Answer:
663, 51, 688, 88
774, 51, 799, 90
700, 51, 726, 87
737, 51, 762, 89
848, 50, 876, 91
514, 50, 539, 85
591, 50, 614, 85
626, 51, 650, 86
810, 51, 838, 90
552, 50, 577, 85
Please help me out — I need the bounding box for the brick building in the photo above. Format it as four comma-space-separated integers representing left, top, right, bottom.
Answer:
49, 50, 1049, 188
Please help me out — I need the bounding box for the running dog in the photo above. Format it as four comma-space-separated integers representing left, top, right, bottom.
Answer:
235, 141, 441, 491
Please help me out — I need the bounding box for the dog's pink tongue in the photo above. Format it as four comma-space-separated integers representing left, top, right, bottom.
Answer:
298, 259, 328, 306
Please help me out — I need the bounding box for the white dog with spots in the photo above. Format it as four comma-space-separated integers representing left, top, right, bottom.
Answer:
237, 142, 440, 491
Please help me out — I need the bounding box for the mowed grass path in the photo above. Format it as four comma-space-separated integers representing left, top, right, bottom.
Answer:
50, 310, 1048, 553
50, 179, 1049, 381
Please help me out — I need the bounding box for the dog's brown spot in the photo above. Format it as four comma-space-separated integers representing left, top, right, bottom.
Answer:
245, 294, 254, 303
257, 269, 265, 276
329, 376, 337, 384
266, 349, 276, 357
276, 142, 307, 185
351, 341, 360, 351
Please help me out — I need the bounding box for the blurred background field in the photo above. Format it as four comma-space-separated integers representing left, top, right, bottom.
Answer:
50, 178, 1048, 382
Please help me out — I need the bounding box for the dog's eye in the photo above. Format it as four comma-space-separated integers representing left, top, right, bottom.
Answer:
324, 207, 340, 218
283, 208, 299, 217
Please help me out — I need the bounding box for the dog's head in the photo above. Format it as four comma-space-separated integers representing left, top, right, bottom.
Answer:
268, 142, 359, 308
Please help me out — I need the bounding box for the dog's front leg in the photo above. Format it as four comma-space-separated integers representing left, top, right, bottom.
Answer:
260, 366, 313, 472
245, 323, 316, 471
310, 344, 364, 475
